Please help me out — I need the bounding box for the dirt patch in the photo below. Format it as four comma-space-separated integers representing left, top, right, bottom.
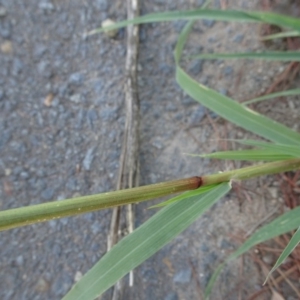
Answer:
0, 0, 299, 299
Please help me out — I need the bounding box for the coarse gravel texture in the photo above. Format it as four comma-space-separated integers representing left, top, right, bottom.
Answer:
1, 0, 300, 300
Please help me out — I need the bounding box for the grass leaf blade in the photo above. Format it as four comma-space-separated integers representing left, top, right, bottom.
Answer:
243, 88, 300, 105
231, 139, 300, 157
191, 149, 293, 161
191, 51, 300, 61
265, 226, 300, 284
205, 206, 300, 298
175, 66, 300, 146
149, 184, 219, 208
63, 183, 231, 300
89, 9, 300, 35
261, 30, 300, 41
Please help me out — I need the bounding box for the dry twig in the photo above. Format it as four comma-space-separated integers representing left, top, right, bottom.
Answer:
108, 0, 140, 299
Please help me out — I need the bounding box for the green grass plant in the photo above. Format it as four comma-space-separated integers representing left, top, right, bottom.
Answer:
1, 4, 300, 300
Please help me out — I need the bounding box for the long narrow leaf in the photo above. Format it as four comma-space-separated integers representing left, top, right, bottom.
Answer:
150, 184, 219, 208
191, 51, 300, 61
187, 149, 294, 161
231, 139, 300, 157
205, 206, 300, 298
261, 30, 300, 41
243, 88, 300, 105
175, 67, 300, 146
88, 9, 300, 36
63, 183, 231, 300
265, 226, 300, 284
174, 22, 300, 146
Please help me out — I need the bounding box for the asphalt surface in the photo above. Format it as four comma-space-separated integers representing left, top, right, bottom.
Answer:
1, 0, 299, 299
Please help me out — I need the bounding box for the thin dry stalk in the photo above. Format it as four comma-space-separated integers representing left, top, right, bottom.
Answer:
109, 0, 140, 299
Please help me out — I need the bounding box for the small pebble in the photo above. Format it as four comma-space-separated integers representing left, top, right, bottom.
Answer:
44, 93, 54, 106
0, 6, 7, 17
35, 277, 50, 293
39, 1, 55, 12
83, 148, 95, 171
202, 19, 215, 28
101, 19, 118, 38
0, 20, 11, 38
188, 60, 203, 75
69, 72, 84, 85
74, 271, 82, 283
1, 40, 13, 54
233, 34, 244, 43
262, 254, 273, 265
223, 66, 233, 76
0, 89, 4, 101
164, 293, 179, 300
41, 188, 54, 201
173, 268, 191, 283
190, 105, 205, 124
37, 60, 52, 78
172, 20, 186, 33
69, 94, 81, 103
218, 88, 228, 96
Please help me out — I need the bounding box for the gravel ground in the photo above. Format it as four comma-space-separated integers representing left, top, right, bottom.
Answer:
0, 0, 299, 299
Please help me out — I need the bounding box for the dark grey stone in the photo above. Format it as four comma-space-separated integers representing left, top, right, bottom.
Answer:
69, 94, 81, 103
20, 171, 29, 179
37, 60, 52, 78
201, 243, 209, 252
233, 34, 244, 43
220, 238, 234, 249
39, 1, 55, 12
0, 130, 11, 149
174, 112, 183, 121
36, 169, 46, 178
41, 188, 54, 201
159, 63, 173, 75
218, 88, 228, 96
93, 80, 103, 95
36, 179, 47, 190
83, 148, 95, 171
11, 58, 23, 76
0, 6, 7, 17
0, 89, 3, 101
13, 166, 23, 177
100, 107, 118, 121
165, 103, 177, 112
91, 221, 102, 234
57, 83, 70, 97
68, 72, 84, 85
51, 273, 73, 297
173, 268, 192, 283
52, 244, 62, 257
139, 27, 146, 42
172, 20, 187, 33
87, 109, 98, 129
164, 292, 179, 300
94, 0, 108, 10
66, 177, 78, 191
182, 95, 195, 105
202, 19, 215, 28
15, 255, 24, 266
190, 105, 205, 124
33, 44, 47, 61
208, 37, 217, 43
0, 19, 11, 38
223, 66, 233, 76
0, 164, 5, 177
188, 60, 203, 75
74, 109, 85, 129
